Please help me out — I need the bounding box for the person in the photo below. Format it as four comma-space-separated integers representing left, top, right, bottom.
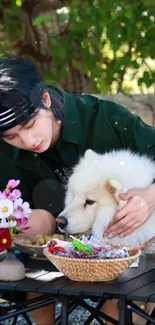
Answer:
0, 55, 155, 325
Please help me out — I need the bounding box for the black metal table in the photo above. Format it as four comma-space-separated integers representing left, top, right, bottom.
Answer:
1, 253, 155, 325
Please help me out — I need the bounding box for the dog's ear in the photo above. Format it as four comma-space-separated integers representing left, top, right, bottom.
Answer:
104, 178, 124, 207
84, 149, 97, 159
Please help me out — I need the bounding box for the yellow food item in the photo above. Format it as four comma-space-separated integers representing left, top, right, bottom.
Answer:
36, 238, 46, 246
31, 238, 37, 245
24, 239, 32, 245
44, 236, 53, 243
51, 234, 65, 240
34, 234, 43, 241
23, 233, 65, 246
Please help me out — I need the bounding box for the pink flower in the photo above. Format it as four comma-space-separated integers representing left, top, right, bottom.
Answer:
0, 190, 20, 201
0, 191, 7, 199
19, 226, 30, 233
11, 189, 21, 200
14, 198, 31, 217
7, 179, 20, 190
0, 179, 31, 236
13, 209, 25, 219
16, 217, 28, 228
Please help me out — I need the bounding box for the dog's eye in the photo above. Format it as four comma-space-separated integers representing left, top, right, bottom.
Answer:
85, 199, 95, 205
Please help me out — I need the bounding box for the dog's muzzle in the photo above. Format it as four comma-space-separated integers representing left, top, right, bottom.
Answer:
56, 216, 68, 231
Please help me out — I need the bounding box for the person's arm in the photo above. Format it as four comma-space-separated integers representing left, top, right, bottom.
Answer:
17, 179, 57, 235
104, 101, 155, 158
23, 209, 56, 236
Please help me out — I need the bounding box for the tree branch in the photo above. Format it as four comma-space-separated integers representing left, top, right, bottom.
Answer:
116, 42, 133, 93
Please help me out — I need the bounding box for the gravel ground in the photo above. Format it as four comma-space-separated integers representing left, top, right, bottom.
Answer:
1, 300, 104, 325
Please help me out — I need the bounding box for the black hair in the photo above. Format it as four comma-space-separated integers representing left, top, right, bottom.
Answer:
0, 55, 64, 134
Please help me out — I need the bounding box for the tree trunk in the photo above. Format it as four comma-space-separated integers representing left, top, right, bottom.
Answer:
16, 0, 94, 93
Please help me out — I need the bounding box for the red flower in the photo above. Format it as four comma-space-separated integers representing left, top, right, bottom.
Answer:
0, 229, 13, 251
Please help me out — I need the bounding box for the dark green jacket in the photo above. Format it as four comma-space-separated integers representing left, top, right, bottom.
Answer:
0, 90, 155, 209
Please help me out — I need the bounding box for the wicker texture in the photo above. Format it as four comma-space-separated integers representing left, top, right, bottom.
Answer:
44, 248, 141, 282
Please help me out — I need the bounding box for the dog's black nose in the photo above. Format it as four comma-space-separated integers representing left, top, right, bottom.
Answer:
56, 216, 68, 229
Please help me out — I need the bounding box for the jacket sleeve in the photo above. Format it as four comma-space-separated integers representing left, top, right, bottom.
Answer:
131, 115, 155, 159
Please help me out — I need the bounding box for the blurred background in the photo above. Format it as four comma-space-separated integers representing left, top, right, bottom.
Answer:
0, 0, 155, 123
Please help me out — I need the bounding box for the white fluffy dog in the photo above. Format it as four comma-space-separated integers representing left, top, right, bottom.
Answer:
58, 149, 155, 247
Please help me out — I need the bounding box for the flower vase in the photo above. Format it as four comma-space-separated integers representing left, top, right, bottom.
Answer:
0, 250, 7, 262
0, 249, 25, 281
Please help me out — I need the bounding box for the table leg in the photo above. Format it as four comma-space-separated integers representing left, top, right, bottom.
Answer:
118, 299, 126, 325
125, 303, 133, 325
60, 298, 69, 325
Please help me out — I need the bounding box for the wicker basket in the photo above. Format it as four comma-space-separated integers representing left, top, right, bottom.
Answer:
44, 248, 141, 282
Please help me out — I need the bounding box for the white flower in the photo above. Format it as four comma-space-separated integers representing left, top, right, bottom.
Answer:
14, 198, 31, 217
0, 199, 13, 219
0, 218, 17, 228
9, 220, 17, 227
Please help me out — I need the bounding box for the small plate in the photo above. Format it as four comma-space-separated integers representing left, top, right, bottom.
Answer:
14, 235, 46, 259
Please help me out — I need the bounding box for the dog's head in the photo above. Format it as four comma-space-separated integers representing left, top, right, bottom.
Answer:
56, 149, 125, 234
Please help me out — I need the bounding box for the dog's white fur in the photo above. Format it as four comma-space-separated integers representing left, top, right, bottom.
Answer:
59, 149, 155, 247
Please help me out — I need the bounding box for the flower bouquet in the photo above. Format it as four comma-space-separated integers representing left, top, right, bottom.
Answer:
0, 179, 31, 281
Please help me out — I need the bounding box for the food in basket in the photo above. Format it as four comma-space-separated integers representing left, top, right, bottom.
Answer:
13, 233, 66, 259
46, 235, 131, 259
22, 233, 65, 246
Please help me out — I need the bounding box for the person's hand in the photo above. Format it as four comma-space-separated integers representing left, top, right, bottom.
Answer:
103, 184, 155, 238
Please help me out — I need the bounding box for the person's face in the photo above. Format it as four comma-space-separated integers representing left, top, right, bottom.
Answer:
2, 92, 61, 152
